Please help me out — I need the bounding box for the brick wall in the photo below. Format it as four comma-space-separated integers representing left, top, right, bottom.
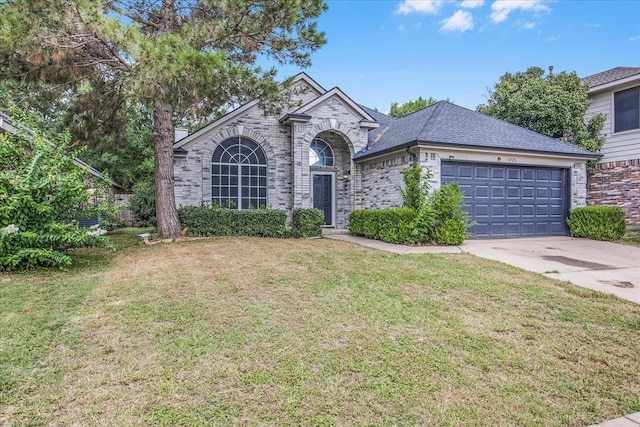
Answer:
587, 159, 640, 227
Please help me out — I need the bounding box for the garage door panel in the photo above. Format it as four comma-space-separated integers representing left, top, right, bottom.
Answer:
507, 168, 520, 180
521, 205, 535, 217
441, 164, 456, 177
475, 167, 489, 179
550, 205, 564, 215
492, 168, 505, 179
459, 166, 473, 178
491, 205, 505, 216
537, 187, 549, 198
473, 205, 490, 217
536, 205, 550, 215
506, 205, 520, 216
491, 186, 505, 198
475, 186, 489, 198
506, 187, 520, 198
522, 187, 535, 198
442, 162, 568, 238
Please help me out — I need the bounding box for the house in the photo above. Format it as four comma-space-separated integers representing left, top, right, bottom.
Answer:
0, 111, 124, 226
173, 73, 598, 238
582, 67, 640, 227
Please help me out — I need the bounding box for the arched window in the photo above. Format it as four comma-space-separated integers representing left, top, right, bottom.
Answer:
211, 137, 267, 209
309, 139, 334, 167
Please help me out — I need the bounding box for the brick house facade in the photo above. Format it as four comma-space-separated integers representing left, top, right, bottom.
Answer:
173, 73, 597, 238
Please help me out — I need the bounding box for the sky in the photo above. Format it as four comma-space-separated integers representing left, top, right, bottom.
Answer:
275, 0, 640, 113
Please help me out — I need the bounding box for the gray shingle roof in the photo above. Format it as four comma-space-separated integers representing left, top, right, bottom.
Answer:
355, 102, 598, 160
581, 67, 640, 88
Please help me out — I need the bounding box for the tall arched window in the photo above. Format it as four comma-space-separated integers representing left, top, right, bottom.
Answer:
211, 137, 267, 209
309, 139, 334, 167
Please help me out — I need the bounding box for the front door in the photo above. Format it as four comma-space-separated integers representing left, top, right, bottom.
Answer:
312, 173, 334, 226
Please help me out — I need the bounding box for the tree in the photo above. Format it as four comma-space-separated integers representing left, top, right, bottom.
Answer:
0, 0, 327, 237
389, 96, 449, 118
477, 66, 605, 159
0, 112, 111, 270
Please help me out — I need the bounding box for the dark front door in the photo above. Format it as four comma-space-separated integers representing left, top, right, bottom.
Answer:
312, 173, 333, 226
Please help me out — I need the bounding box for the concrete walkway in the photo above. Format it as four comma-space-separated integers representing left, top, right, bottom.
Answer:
324, 232, 639, 426
324, 232, 640, 304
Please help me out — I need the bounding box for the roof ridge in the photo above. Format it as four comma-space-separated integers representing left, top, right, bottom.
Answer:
416, 101, 445, 140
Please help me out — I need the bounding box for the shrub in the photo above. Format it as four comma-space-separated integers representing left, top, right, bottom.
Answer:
431, 183, 470, 245
129, 179, 156, 227
349, 208, 416, 244
178, 205, 288, 237
292, 208, 324, 238
406, 204, 437, 244
434, 218, 467, 245
0, 112, 111, 270
567, 206, 626, 241
401, 162, 432, 211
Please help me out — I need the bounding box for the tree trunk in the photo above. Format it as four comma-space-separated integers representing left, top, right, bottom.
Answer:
153, 102, 181, 238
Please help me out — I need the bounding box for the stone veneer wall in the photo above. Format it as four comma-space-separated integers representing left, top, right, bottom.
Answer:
587, 159, 640, 227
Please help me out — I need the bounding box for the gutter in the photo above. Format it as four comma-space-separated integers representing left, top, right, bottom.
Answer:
354, 140, 601, 162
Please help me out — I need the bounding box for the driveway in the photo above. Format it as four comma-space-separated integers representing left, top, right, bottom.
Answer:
325, 233, 640, 303
461, 237, 640, 303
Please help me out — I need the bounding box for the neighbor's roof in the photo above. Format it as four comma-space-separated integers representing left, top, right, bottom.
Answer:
355, 101, 599, 160
581, 67, 640, 88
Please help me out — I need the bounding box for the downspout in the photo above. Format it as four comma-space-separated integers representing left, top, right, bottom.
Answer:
406, 146, 418, 163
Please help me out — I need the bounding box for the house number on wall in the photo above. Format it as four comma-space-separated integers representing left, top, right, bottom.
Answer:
507, 157, 517, 163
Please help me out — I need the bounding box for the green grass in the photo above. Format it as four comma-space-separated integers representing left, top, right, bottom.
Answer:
618, 228, 640, 247
1, 236, 638, 426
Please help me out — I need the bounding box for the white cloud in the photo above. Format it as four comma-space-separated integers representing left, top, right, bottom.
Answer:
440, 10, 475, 32
398, 24, 406, 31
518, 21, 536, 30
461, 0, 484, 8
397, 0, 444, 15
490, 0, 550, 23
630, 35, 640, 41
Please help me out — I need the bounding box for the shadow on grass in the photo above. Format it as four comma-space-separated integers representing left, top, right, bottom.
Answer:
68, 227, 155, 272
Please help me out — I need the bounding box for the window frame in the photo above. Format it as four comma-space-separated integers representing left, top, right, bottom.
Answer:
613, 86, 640, 134
309, 138, 334, 168
211, 137, 267, 210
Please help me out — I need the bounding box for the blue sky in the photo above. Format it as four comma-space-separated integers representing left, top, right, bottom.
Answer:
276, 0, 640, 113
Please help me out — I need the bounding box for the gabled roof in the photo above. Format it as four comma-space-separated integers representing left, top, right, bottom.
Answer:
355, 101, 598, 160
284, 87, 378, 126
581, 67, 640, 91
174, 72, 326, 149
0, 112, 122, 189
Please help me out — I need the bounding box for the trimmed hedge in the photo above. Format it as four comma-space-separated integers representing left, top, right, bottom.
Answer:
178, 205, 289, 237
292, 208, 324, 238
566, 205, 626, 241
349, 207, 416, 244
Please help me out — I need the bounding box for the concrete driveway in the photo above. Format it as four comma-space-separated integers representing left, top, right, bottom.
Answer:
461, 237, 640, 303
325, 233, 640, 304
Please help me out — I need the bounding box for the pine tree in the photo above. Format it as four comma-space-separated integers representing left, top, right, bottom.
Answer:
0, 0, 327, 237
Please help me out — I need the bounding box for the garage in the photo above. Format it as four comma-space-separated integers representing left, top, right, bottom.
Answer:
441, 161, 569, 238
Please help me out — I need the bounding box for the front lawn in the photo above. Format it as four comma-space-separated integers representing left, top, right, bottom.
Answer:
1, 236, 638, 426
619, 228, 640, 247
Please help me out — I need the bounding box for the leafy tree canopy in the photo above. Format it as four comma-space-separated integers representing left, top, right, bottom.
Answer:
0, 111, 112, 270
389, 96, 449, 118
477, 66, 605, 157
0, 0, 328, 237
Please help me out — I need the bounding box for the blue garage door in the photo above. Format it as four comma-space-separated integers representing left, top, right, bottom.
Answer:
441, 162, 569, 238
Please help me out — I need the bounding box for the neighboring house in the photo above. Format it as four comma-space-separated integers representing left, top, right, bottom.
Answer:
582, 67, 640, 227
173, 73, 597, 238
0, 111, 123, 226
